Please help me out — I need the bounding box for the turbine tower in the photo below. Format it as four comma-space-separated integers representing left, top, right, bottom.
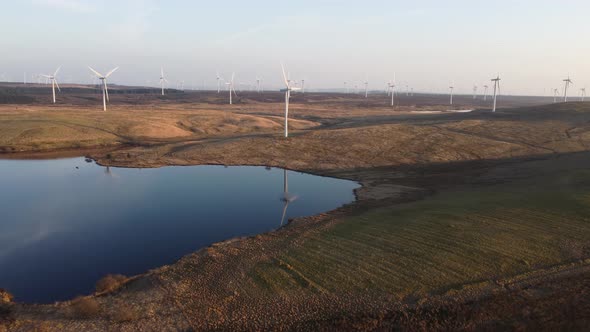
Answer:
581, 88, 586, 102
159, 67, 168, 96
449, 85, 454, 105
160, 67, 169, 95
280, 169, 297, 226
472, 85, 478, 99
491, 75, 501, 112
483, 85, 489, 101
88, 66, 119, 111
40, 66, 61, 104
563, 76, 573, 102
364, 77, 369, 98
225, 73, 235, 104
553, 88, 559, 103
216, 72, 222, 93
301, 79, 305, 94
388, 81, 396, 107
280, 63, 301, 138
256, 77, 261, 93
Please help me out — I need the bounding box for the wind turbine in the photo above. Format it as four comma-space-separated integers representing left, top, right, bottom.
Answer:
364, 77, 369, 98
301, 79, 305, 94
159, 67, 168, 95
563, 76, 573, 102
344, 81, 348, 93
472, 85, 478, 99
216, 72, 222, 93
581, 88, 586, 102
449, 85, 454, 105
388, 81, 396, 107
491, 74, 501, 112
280, 63, 301, 138
553, 88, 559, 103
483, 85, 489, 101
256, 77, 261, 93
279, 169, 298, 226
88, 66, 119, 111
40, 66, 61, 104
387, 74, 396, 107
225, 73, 236, 104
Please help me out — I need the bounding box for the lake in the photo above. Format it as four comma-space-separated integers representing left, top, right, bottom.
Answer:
0, 158, 359, 303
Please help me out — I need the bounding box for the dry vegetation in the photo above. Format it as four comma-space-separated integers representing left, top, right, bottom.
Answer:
95, 275, 127, 294
1, 88, 590, 330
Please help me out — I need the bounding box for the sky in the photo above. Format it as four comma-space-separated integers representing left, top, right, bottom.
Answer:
0, 0, 589, 95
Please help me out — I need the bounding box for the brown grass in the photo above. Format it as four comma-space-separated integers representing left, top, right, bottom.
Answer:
0, 290, 12, 304
96, 274, 127, 294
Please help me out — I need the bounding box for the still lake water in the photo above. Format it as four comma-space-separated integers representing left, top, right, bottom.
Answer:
0, 158, 358, 303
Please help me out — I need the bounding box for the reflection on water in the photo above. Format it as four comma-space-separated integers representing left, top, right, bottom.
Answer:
280, 169, 298, 226
0, 158, 358, 303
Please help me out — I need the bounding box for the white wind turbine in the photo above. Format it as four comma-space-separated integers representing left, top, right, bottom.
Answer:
472, 85, 478, 99
491, 74, 501, 112
280, 169, 298, 226
553, 88, 559, 103
88, 66, 119, 111
301, 79, 305, 94
364, 77, 369, 98
256, 77, 262, 92
563, 76, 573, 102
344, 81, 348, 93
225, 73, 236, 104
280, 63, 301, 138
41, 66, 61, 104
581, 88, 586, 102
449, 85, 454, 105
159, 67, 168, 95
216, 72, 222, 93
387, 74, 396, 107
483, 85, 489, 101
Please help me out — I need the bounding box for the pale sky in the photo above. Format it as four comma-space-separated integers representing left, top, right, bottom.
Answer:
1, 0, 589, 95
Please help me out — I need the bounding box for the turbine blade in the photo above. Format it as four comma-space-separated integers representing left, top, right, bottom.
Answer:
281, 62, 289, 87
54, 79, 61, 92
88, 66, 103, 78
104, 80, 110, 102
54, 66, 61, 77
105, 67, 119, 78
280, 202, 289, 226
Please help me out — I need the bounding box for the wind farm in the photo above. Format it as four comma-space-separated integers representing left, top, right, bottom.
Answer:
0, 1, 589, 331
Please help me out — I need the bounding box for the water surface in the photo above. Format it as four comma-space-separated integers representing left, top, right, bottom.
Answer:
0, 158, 358, 303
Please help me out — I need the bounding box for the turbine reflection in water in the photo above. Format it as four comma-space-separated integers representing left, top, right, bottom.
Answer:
280, 169, 298, 226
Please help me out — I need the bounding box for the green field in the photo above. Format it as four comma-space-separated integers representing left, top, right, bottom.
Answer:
249, 167, 590, 299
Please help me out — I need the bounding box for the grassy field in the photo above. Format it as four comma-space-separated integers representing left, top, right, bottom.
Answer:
256, 168, 590, 299
0, 105, 317, 152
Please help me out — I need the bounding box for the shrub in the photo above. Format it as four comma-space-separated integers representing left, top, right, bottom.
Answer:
96, 274, 127, 293
70, 297, 100, 318
0, 290, 12, 304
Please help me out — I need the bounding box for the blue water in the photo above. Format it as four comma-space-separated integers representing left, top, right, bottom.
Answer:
0, 158, 358, 303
